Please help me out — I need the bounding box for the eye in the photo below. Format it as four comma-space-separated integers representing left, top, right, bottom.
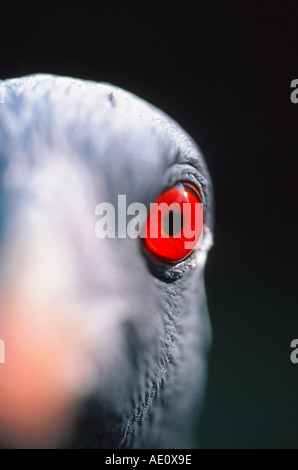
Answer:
142, 182, 204, 263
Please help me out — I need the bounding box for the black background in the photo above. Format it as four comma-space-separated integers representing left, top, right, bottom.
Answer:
0, 2, 297, 449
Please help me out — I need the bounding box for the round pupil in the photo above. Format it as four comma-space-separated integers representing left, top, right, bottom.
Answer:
162, 210, 184, 237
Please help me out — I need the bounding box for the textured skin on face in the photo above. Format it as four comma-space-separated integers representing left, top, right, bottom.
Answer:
0, 75, 213, 448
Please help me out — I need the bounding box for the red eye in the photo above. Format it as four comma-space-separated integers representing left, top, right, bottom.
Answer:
143, 182, 204, 263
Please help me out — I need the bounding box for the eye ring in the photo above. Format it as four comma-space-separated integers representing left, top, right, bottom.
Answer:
142, 182, 204, 264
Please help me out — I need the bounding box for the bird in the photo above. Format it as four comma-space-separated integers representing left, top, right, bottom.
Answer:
0, 74, 213, 449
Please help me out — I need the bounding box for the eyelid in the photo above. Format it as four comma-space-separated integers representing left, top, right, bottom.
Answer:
158, 164, 207, 207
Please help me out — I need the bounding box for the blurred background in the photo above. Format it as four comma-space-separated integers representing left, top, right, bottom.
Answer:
0, 2, 297, 449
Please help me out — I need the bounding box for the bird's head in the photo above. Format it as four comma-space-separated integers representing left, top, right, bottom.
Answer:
0, 75, 213, 448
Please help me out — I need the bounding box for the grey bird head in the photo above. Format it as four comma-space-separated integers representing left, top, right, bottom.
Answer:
0, 75, 213, 449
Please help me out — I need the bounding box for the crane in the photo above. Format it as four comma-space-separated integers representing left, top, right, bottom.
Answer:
0, 75, 213, 449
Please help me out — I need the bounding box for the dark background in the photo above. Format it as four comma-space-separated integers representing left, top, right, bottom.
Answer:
0, 2, 297, 449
